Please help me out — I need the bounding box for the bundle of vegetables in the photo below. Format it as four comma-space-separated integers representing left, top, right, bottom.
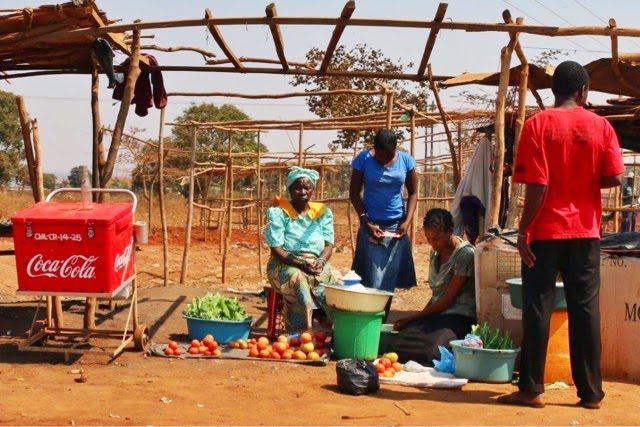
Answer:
470, 322, 516, 350
183, 293, 249, 321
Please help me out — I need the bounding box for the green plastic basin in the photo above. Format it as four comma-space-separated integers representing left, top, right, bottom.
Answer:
506, 278, 566, 309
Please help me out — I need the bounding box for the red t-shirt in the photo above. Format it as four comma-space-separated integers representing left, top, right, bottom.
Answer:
513, 107, 624, 240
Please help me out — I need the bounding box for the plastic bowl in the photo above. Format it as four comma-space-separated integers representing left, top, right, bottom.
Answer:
506, 278, 566, 309
183, 315, 253, 344
343, 279, 361, 286
323, 283, 393, 313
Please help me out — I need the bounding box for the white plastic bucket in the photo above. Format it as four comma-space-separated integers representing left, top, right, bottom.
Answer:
134, 221, 148, 244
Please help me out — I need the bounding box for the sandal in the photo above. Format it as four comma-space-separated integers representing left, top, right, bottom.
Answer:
578, 399, 602, 410
497, 391, 546, 408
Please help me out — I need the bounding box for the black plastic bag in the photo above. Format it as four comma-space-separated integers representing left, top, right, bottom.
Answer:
336, 359, 379, 395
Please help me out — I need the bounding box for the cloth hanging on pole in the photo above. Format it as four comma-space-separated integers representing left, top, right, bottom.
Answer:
112, 54, 167, 117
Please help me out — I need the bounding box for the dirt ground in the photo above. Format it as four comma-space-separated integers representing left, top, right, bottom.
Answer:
1, 231, 639, 426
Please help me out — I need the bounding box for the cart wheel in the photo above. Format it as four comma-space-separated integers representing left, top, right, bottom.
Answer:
133, 325, 149, 351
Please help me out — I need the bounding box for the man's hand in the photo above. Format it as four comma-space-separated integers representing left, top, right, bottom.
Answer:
517, 234, 536, 268
393, 316, 416, 331
396, 221, 410, 237
366, 222, 385, 241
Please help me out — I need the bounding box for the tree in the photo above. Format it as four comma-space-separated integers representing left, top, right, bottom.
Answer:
169, 103, 267, 199
0, 90, 24, 186
42, 173, 57, 190
68, 166, 89, 188
290, 44, 429, 149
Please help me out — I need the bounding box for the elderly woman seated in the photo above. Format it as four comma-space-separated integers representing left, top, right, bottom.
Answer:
392, 208, 477, 365
265, 166, 339, 332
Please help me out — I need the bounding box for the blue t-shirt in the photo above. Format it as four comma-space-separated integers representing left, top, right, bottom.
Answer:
352, 150, 415, 221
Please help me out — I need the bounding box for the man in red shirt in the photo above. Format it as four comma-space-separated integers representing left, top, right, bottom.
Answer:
498, 61, 625, 409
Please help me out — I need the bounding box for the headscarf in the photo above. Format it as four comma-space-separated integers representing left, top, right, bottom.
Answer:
285, 166, 319, 189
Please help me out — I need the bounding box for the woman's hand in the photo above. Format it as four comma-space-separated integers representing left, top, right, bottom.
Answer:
306, 258, 325, 275
393, 316, 416, 331
396, 221, 410, 237
366, 222, 385, 241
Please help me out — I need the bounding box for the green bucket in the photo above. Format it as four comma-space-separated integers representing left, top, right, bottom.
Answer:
333, 309, 384, 361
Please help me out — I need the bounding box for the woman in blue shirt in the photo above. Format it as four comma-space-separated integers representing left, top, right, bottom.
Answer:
349, 129, 418, 295
265, 166, 338, 331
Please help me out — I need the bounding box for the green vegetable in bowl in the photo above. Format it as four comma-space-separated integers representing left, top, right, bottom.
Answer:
470, 322, 516, 350
184, 293, 249, 321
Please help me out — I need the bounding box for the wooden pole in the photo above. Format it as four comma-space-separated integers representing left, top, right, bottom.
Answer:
257, 132, 263, 278
319, 157, 325, 201
298, 123, 304, 166
219, 145, 228, 255
15, 96, 36, 195
506, 62, 529, 228
409, 111, 417, 251
158, 108, 170, 286
101, 29, 142, 187
386, 92, 394, 128
180, 126, 197, 284
222, 132, 234, 283
30, 120, 44, 203
427, 64, 460, 188
488, 40, 517, 228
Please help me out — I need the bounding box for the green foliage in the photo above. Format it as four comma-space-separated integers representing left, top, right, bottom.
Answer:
183, 293, 249, 321
67, 165, 88, 188
471, 322, 516, 350
107, 177, 130, 189
291, 44, 429, 149
0, 90, 24, 186
42, 173, 57, 190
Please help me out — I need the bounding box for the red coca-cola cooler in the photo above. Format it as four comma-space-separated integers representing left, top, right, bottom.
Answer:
12, 200, 135, 297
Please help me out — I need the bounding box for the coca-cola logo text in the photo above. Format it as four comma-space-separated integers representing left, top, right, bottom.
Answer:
26, 254, 97, 279
114, 239, 133, 273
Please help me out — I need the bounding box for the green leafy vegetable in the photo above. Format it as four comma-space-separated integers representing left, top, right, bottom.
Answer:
471, 322, 516, 350
184, 293, 249, 321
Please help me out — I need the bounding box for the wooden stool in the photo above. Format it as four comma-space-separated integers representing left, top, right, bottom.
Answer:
545, 310, 574, 385
266, 287, 285, 340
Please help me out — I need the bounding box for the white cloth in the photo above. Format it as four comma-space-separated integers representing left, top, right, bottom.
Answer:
379, 361, 468, 389
451, 136, 493, 237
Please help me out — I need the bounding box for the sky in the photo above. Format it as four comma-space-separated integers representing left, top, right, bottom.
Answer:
3, 0, 640, 178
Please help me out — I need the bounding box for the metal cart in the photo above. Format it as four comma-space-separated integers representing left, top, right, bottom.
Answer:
14, 189, 149, 361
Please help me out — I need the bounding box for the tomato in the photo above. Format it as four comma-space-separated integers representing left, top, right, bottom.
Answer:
188, 346, 200, 355
391, 362, 403, 372
379, 357, 392, 368
258, 336, 270, 345
190, 339, 200, 348
273, 342, 287, 354
248, 347, 259, 358
300, 332, 313, 344
213, 349, 222, 356
204, 350, 212, 356
173, 348, 182, 356
375, 363, 386, 374
259, 349, 271, 358
288, 336, 301, 347
256, 341, 268, 351
281, 351, 293, 360
384, 352, 399, 363
314, 341, 325, 350
203, 334, 214, 342
306, 351, 320, 361
164, 347, 175, 356
207, 341, 219, 351
293, 350, 307, 360
228, 341, 239, 349
198, 345, 208, 354
168, 341, 179, 350
270, 351, 281, 359
202, 337, 214, 346
276, 335, 288, 343
313, 332, 327, 342
383, 369, 395, 378
238, 340, 248, 350
300, 342, 315, 354
248, 338, 257, 345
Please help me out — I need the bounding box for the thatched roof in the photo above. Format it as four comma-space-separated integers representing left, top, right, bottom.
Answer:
0, 1, 127, 73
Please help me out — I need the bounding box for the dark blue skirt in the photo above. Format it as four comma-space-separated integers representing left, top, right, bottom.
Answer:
351, 219, 417, 292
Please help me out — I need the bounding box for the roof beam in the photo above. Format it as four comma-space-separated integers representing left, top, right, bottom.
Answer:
205, 8, 243, 69
265, 3, 288, 70
89, 5, 149, 66
319, 1, 355, 72
417, 3, 448, 77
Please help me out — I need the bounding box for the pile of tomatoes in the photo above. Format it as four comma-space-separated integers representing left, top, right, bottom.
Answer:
164, 334, 222, 357
375, 353, 403, 378
228, 331, 329, 361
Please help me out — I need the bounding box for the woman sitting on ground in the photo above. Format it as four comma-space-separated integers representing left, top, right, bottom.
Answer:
265, 166, 338, 332
392, 208, 477, 365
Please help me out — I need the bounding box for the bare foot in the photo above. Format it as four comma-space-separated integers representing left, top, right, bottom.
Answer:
497, 391, 545, 408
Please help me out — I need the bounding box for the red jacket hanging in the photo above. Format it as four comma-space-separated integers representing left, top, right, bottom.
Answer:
112, 54, 167, 117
